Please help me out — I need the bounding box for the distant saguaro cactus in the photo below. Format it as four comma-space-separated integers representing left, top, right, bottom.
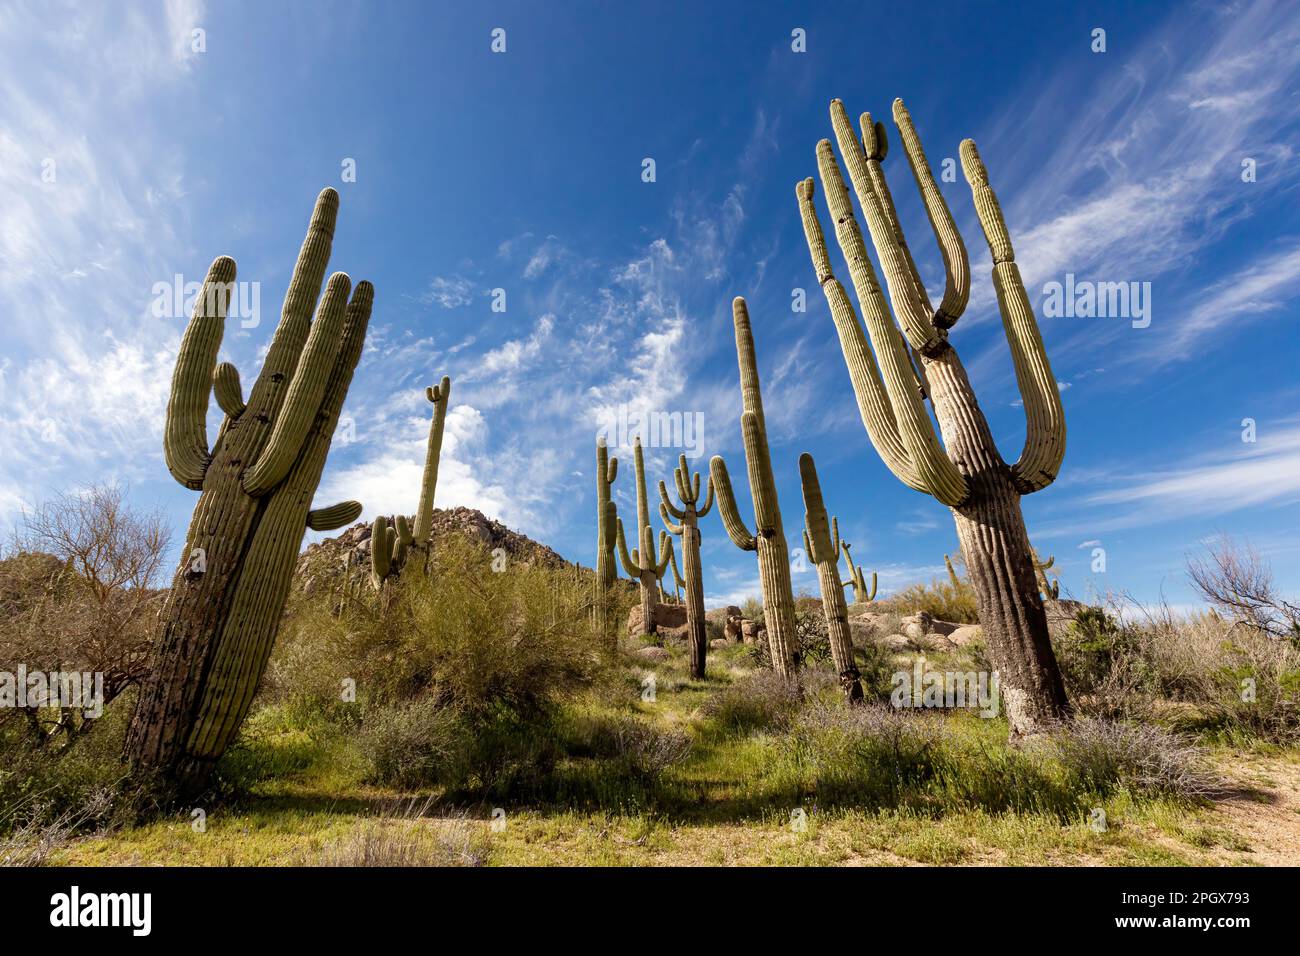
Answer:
944, 553, 962, 590
659, 453, 715, 679
1032, 549, 1060, 600
126, 189, 371, 791
711, 297, 798, 679
616, 437, 672, 635
411, 376, 451, 564
799, 454, 863, 702
593, 437, 621, 645
796, 98, 1069, 735
839, 538, 878, 605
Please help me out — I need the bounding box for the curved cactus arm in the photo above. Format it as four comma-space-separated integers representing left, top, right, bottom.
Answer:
826, 100, 943, 354
659, 502, 684, 536
813, 141, 968, 508
802, 527, 818, 565
673, 461, 692, 508
213, 361, 246, 418
663, 535, 682, 587
830, 516, 843, 559
654, 529, 672, 578
412, 375, 451, 543
865, 570, 878, 602
658, 479, 687, 520
606, 455, 618, 484
164, 255, 237, 490
242, 272, 353, 496
306, 500, 363, 532
798, 453, 832, 565
696, 474, 714, 519
615, 517, 643, 575
709, 456, 757, 551
796, 179, 928, 496
961, 140, 1065, 494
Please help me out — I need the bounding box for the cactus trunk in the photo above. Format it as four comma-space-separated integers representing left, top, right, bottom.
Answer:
799, 455, 862, 702
126, 189, 372, 793
659, 454, 714, 679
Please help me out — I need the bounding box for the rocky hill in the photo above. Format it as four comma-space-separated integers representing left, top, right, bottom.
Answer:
294, 506, 573, 597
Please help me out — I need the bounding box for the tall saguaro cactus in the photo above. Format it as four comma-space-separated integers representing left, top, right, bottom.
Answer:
593, 437, 620, 645
799, 454, 863, 702
839, 536, 878, 605
796, 98, 1070, 735
1032, 549, 1060, 600
710, 297, 798, 679
616, 437, 672, 635
127, 188, 372, 790
659, 454, 715, 679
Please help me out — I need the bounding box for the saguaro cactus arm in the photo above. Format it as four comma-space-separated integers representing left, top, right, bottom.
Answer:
306, 500, 363, 532
960, 140, 1065, 493
655, 532, 674, 579
213, 362, 245, 418
163, 255, 237, 490
709, 456, 756, 551
615, 517, 643, 575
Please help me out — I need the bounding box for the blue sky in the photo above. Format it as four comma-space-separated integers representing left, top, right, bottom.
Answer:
2, 0, 1299, 609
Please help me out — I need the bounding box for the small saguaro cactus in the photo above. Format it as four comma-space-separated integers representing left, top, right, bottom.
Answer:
710, 297, 798, 679
370, 514, 414, 590
796, 98, 1071, 736
659, 453, 715, 679
593, 437, 621, 645
411, 376, 452, 567
616, 437, 673, 635
799, 454, 863, 702
126, 188, 371, 791
839, 536, 878, 605
1032, 549, 1060, 600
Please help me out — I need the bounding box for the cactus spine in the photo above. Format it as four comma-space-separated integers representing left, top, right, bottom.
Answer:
659, 453, 715, 679
710, 297, 798, 679
593, 437, 620, 645
799, 454, 863, 702
616, 437, 672, 635
127, 189, 372, 790
796, 98, 1070, 735
839, 537, 878, 604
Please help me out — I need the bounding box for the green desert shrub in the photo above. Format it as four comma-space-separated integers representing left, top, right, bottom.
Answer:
879, 578, 979, 624
702, 669, 805, 735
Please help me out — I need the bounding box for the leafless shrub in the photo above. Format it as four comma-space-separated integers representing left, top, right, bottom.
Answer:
0, 789, 115, 866
1188, 534, 1300, 644
702, 669, 804, 733
1051, 718, 1224, 800
0, 484, 169, 747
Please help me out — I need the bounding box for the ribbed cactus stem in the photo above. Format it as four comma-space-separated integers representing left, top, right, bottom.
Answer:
659, 453, 714, 678
593, 437, 620, 646
796, 98, 1071, 736
615, 436, 668, 635
945, 553, 961, 590
799, 454, 862, 702
712, 298, 798, 679
839, 540, 877, 605
1032, 548, 1060, 600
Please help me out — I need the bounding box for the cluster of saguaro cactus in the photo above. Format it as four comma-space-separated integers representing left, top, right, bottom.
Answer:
660, 453, 715, 679
593, 437, 621, 645
839, 537, 877, 605
711, 297, 798, 679
616, 437, 675, 635
799, 454, 862, 701
126, 189, 372, 791
796, 97, 1069, 735
1032, 549, 1060, 600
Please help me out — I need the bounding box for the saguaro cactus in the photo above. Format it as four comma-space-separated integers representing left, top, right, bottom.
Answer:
616, 437, 672, 635
796, 98, 1070, 735
799, 454, 863, 702
710, 297, 798, 679
839, 537, 878, 605
127, 188, 371, 789
1032, 549, 1060, 600
659, 453, 715, 679
593, 437, 621, 645
411, 376, 451, 566
944, 553, 963, 590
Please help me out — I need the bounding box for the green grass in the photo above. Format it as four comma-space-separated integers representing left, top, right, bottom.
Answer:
31, 636, 1297, 867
